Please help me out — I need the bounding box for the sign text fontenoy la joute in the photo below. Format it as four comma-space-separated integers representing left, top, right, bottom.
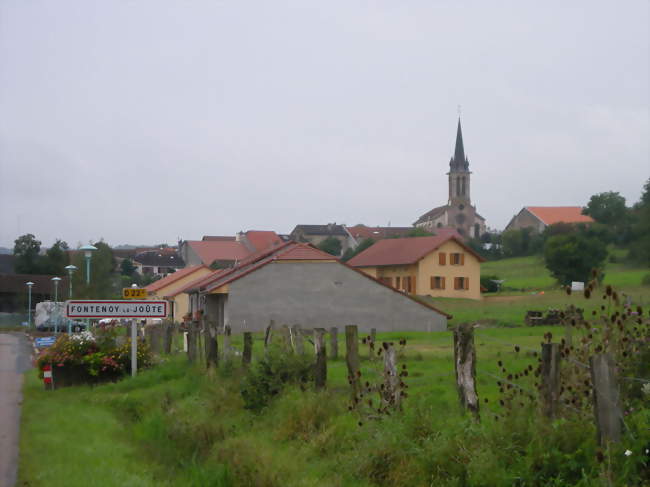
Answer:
65, 300, 168, 318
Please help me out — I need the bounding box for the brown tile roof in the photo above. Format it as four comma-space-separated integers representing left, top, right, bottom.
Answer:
144, 265, 208, 293
347, 235, 485, 267
186, 240, 250, 266
525, 207, 594, 226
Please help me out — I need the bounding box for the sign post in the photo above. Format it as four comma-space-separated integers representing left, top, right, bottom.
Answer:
65, 300, 168, 377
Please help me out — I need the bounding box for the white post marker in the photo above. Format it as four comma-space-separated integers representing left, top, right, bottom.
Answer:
131, 319, 137, 377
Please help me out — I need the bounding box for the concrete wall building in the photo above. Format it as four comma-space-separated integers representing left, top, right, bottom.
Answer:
348, 234, 484, 300
182, 242, 449, 333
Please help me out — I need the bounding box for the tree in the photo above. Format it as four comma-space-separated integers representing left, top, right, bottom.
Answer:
583, 191, 627, 226
628, 178, 650, 266
120, 258, 136, 276
341, 238, 375, 262
43, 239, 70, 275
501, 228, 544, 258
317, 237, 342, 256
13, 234, 42, 274
71, 241, 118, 298
543, 233, 608, 285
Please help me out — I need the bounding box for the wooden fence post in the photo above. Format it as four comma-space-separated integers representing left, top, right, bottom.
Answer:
187, 320, 198, 363
163, 321, 173, 354
314, 328, 327, 390
242, 332, 252, 366
223, 325, 232, 361
345, 325, 360, 397
281, 324, 292, 352
540, 343, 561, 418
329, 327, 338, 359
590, 353, 622, 445
453, 323, 480, 419
382, 342, 401, 410
292, 325, 304, 355
205, 319, 219, 368
264, 320, 275, 353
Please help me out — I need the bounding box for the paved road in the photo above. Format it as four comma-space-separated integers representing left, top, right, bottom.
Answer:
0, 332, 32, 487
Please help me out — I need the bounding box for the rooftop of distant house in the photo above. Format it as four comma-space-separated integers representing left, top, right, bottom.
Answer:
525, 206, 595, 226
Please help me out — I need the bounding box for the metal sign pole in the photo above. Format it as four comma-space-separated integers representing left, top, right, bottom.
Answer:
131, 318, 137, 377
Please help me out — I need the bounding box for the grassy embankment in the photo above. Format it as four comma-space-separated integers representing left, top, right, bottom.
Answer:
19, 256, 650, 486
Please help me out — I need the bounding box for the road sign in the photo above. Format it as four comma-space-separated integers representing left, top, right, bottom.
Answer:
64, 300, 168, 318
123, 288, 147, 299
35, 336, 57, 348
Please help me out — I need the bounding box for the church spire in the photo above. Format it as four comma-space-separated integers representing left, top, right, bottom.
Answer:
450, 117, 469, 172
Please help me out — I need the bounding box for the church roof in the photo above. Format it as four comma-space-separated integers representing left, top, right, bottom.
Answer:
413, 205, 449, 225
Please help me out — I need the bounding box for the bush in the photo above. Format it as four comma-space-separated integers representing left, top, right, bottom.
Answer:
480, 274, 502, 293
240, 345, 314, 411
642, 273, 650, 287
543, 233, 608, 285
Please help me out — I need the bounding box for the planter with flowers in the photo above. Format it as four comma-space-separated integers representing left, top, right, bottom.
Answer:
36, 329, 154, 388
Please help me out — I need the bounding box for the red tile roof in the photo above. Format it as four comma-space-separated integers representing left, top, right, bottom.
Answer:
245, 231, 283, 252
165, 269, 227, 298
347, 235, 485, 267
186, 240, 250, 266
526, 207, 594, 226
144, 265, 208, 293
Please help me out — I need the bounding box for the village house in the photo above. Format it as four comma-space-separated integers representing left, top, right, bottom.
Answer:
180, 241, 450, 333
289, 224, 353, 255
504, 206, 595, 234
347, 234, 484, 300
414, 118, 487, 238
143, 265, 212, 321
179, 230, 284, 268
132, 248, 184, 276
346, 225, 414, 244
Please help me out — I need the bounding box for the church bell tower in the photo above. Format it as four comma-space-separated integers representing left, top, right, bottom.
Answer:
448, 118, 471, 206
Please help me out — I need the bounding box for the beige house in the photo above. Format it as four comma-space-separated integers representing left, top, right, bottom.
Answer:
348, 235, 485, 300
144, 265, 212, 321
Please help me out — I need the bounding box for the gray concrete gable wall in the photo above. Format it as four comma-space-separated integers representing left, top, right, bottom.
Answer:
223, 261, 448, 333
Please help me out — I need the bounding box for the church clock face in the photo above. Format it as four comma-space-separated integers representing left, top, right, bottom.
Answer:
459, 204, 465, 210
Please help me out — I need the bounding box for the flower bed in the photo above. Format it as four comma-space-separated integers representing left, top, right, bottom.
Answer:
36, 329, 153, 388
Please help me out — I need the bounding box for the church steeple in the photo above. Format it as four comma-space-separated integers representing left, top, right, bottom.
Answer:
450, 118, 469, 172
448, 117, 471, 205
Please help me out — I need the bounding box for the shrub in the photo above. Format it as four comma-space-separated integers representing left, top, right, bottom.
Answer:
642, 273, 650, 286
480, 274, 502, 293
240, 345, 313, 411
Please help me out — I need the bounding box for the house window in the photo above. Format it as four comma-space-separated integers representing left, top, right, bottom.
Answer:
450, 253, 465, 265
430, 276, 446, 289
454, 277, 470, 290
395, 276, 401, 289
403, 276, 413, 293
438, 253, 446, 265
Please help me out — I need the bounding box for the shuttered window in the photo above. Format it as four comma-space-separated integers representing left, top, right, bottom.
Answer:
454, 277, 470, 290
431, 276, 446, 289
451, 253, 464, 265
438, 253, 446, 265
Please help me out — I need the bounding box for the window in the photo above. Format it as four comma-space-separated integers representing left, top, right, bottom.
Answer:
430, 276, 445, 289
450, 253, 465, 265
395, 276, 401, 289
454, 277, 470, 290
403, 276, 415, 293
438, 253, 446, 265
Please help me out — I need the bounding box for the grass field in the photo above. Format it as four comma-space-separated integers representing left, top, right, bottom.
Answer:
18, 255, 650, 486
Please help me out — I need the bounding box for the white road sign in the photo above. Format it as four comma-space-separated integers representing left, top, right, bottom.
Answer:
65, 300, 168, 318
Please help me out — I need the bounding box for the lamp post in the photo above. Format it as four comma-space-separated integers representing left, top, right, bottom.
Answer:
26, 282, 34, 329
51, 276, 62, 333
65, 264, 77, 299
80, 244, 98, 285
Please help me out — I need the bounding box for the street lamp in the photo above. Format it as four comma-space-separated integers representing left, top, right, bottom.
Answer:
65, 264, 77, 298
51, 277, 62, 333
80, 244, 98, 285
26, 282, 34, 329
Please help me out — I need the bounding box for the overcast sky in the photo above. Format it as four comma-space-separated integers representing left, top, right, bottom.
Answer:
0, 1, 648, 249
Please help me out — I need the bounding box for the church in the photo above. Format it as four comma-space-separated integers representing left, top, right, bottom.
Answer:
414, 119, 486, 239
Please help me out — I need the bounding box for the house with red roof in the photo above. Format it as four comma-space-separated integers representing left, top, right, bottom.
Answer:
505, 207, 594, 234
348, 234, 485, 300
179, 230, 284, 268
143, 265, 213, 321
180, 241, 450, 333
